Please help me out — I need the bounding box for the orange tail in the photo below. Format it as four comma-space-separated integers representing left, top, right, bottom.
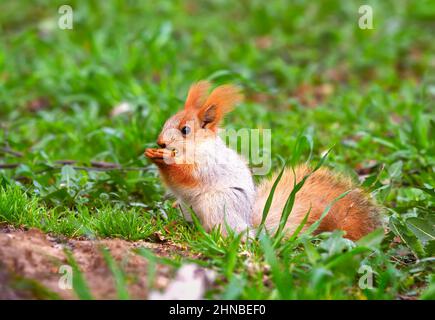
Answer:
252, 165, 382, 240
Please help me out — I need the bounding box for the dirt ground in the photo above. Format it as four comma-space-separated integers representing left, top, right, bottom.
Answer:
0, 225, 191, 299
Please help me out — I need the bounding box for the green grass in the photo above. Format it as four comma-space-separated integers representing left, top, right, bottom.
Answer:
0, 0, 434, 299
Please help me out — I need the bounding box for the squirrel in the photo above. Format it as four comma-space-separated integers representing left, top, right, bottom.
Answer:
145, 81, 381, 240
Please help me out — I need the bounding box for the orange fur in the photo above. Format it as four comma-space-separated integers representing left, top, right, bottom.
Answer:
179, 109, 202, 132
159, 164, 198, 188
146, 81, 382, 240
197, 85, 243, 131
176, 83, 243, 136
145, 148, 197, 188
252, 165, 382, 240
146, 83, 242, 194
184, 81, 211, 110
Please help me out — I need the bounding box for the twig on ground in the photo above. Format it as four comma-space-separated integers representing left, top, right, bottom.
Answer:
0, 147, 24, 158
0, 163, 20, 169
0, 160, 145, 173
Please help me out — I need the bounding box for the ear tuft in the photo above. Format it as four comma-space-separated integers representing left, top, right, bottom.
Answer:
184, 80, 211, 110
198, 84, 243, 130
203, 84, 243, 114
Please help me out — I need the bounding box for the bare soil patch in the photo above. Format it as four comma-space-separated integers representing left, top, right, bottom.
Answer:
0, 225, 189, 299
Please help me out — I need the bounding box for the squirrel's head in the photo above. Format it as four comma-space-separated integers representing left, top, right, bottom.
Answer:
154, 81, 243, 160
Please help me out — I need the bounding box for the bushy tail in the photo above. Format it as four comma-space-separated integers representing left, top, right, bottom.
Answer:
252, 165, 382, 240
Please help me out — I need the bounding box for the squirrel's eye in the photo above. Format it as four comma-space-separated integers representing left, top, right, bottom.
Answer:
180, 126, 191, 136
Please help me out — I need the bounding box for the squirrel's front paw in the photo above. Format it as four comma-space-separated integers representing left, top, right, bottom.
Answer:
145, 148, 175, 165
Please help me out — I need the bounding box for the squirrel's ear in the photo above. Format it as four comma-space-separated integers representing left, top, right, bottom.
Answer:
184, 81, 211, 110
197, 84, 243, 130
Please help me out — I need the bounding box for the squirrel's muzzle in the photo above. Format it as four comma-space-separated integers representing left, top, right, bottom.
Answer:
157, 140, 166, 148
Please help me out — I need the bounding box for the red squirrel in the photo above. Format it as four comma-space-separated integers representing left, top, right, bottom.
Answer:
145, 81, 381, 240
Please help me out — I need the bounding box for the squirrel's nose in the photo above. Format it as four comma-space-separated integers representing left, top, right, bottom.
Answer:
157, 140, 166, 148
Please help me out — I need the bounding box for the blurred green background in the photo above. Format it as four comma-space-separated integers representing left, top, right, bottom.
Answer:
1, 0, 433, 204
0, 0, 434, 299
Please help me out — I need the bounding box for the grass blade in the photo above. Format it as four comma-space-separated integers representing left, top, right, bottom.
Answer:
259, 234, 292, 299
256, 132, 316, 239
288, 207, 311, 242
64, 249, 93, 300
389, 216, 426, 258
273, 149, 332, 245
303, 190, 351, 237
101, 247, 130, 300
256, 163, 287, 238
